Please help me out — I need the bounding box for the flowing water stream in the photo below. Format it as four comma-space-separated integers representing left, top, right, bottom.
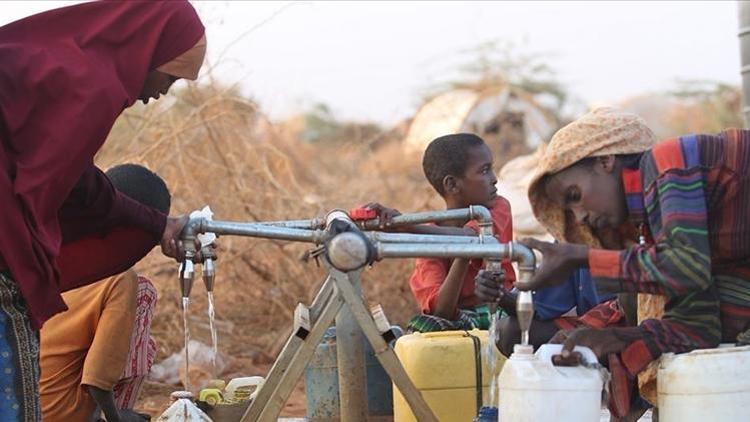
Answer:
182, 296, 191, 392
207, 291, 218, 373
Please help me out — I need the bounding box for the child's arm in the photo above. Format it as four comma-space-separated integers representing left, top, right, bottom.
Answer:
432, 259, 470, 320
411, 257, 471, 320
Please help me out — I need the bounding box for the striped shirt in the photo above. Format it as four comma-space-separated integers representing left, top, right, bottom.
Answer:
588, 129, 750, 375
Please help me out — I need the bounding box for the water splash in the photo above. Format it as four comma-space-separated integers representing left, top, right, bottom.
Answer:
182, 296, 191, 392
207, 291, 218, 373
486, 312, 499, 407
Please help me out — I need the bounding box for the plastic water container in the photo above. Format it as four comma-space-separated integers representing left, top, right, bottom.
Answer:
658, 344, 750, 421
393, 330, 505, 422
224, 376, 265, 402
304, 326, 402, 420
498, 344, 604, 422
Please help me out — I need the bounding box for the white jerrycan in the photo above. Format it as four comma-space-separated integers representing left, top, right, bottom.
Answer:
498, 344, 605, 422
658, 344, 750, 422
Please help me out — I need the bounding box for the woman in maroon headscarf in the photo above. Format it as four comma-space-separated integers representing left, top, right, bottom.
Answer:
0, 1, 206, 419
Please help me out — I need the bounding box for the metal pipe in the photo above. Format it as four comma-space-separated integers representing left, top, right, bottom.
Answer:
375, 242, 510, 260
186, 218, 327, 244
365, 231, 485, 244
183, 207, 493, 244
257, 218, 324, 230
358, 205, 492, 230
474, 207, 500, 312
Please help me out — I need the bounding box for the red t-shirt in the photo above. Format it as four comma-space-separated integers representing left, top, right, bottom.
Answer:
408, 197, 516, 317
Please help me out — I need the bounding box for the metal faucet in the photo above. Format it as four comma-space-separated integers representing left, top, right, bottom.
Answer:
201, 245, 216, 293
179, 250, 195, 299
516, 291, 534, 346
179, 226, 198, 299
514, 249, 535, 346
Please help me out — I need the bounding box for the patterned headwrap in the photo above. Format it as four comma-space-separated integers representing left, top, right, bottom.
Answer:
527, 107, 657, 247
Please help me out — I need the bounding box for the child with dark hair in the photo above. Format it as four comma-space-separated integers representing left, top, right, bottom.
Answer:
106, 164, 172, 215
40, 164, 172, 422
368, 133, 611, 335
409, 133, 515, 331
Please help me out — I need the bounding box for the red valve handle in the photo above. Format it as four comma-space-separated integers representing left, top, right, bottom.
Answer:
348, 207, 378, 221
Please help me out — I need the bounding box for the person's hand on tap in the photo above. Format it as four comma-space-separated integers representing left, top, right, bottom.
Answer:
161, 215, 189, 260
517, 238, 589, 291
362, 202, 401, 230
161, 215, 218, 262
474, 269, 517, 314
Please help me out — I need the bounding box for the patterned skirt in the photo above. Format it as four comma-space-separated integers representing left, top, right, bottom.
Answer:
407, 305, 503, 333
0, 272, 40, 422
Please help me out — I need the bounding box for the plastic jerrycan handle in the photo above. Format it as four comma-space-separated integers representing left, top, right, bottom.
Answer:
225, 376, 266, 401
535, 344, 599, 366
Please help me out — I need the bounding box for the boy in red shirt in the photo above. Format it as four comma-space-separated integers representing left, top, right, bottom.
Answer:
368, 133, 516, 331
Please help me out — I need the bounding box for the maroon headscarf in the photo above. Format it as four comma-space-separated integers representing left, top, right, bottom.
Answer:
0, 0, 205, 328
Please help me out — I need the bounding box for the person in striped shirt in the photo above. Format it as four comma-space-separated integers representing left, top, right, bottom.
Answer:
520, 107, 750, 417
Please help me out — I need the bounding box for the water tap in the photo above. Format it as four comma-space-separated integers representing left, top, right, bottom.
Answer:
180, 242, 197, 299
201, 246, 216, 293
516, 291, 534, 346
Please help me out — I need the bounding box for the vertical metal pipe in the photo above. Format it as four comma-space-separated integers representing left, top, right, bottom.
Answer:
324, 211, 369, 420
739, 1, 750, 127
335, 270, 368, 421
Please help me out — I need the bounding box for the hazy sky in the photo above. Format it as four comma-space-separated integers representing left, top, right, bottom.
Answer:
2, 1, 743, 124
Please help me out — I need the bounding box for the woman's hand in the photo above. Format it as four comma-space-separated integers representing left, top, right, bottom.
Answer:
161, 215, 219, 262
517, 238, 589, 291
160, 215, 189, 260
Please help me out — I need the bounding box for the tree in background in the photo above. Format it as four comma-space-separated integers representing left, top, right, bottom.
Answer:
427, 39, 573, 117
665, 80, 743, 135
414, 40, 571, 167
620, 80, 743, 139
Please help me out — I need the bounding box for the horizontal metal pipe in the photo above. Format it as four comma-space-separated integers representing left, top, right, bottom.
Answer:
257, 219, 323, 229
187, 218, 326, 243
374, 241, 534, 266
365, 232, 486, 244
376, 242, 510, 260
358, 205, 491, 230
